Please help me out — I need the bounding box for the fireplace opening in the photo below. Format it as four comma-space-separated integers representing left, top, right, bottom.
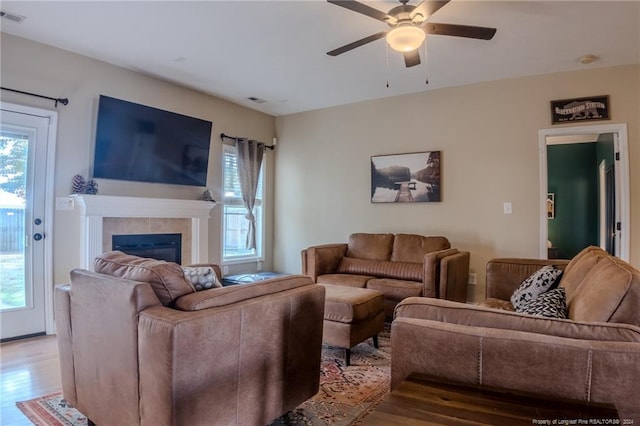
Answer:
112, 233, 182, 264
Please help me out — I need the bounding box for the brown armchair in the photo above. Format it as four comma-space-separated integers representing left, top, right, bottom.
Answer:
55, 251, 325, 426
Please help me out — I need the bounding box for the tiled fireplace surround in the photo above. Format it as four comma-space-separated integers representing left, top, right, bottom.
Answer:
72, 194, 215, 269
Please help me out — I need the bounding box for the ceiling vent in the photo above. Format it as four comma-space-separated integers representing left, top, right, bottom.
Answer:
0, 11, 26, 23
248, 97, 267, 104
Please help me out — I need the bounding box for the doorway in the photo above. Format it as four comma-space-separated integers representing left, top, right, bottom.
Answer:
0, 103, 57, 340
538, 123, 630, 262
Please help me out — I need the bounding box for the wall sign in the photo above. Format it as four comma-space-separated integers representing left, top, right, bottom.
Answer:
550, 95, 609, 124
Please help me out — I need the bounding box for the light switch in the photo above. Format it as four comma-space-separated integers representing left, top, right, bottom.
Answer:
503, 202, 512, 215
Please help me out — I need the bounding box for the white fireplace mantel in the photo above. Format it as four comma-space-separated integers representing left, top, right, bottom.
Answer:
71, 194, 215, 269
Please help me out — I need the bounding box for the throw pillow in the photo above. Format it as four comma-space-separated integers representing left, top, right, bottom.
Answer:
517, 287, 567, 319
182, 266, 222, 291
510, 265, 563, 310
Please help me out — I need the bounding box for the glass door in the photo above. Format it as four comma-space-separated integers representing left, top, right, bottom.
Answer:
0, 108, 50, 340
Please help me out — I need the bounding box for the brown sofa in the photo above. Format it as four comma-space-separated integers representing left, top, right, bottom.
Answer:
391, 246, 640, 418
55, 251, 325, 426
302, 233, 470, 317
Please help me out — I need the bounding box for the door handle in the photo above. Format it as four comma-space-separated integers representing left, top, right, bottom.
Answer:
33, 233, 44, 241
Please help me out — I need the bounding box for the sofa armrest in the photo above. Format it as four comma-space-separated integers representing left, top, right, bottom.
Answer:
394, 297, 640, 342
54, 285, 77, 407
64, 270, 162, 425
423, 248, 459, 298
137, 283, 326, 425
439, 251, 470, 302
174, 274, 315, 311
301, 243, 348, 281
390, 317, 640, 417
422, 249, 470, 301
485, 258, 570, 300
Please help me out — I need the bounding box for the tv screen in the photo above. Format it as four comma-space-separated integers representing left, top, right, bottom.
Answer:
93, 95, 213, 187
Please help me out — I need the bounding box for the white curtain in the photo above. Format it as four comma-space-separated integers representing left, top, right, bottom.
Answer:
235, 138, 265, 250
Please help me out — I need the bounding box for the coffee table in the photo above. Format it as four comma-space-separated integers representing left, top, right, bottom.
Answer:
363, 373, 619, 425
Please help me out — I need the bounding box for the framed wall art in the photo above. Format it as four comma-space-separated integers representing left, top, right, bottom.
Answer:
371, 151, 440, 203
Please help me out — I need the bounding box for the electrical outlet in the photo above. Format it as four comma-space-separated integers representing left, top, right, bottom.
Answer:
56, 197, 74, 211
223, 265, 229, 275
468, 273, 477, 285
503, 202, 512, 215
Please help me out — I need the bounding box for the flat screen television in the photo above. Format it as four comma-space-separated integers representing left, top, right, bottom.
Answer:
93, 95, 213, 187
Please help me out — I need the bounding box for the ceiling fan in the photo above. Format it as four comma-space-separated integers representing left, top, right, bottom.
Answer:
327, 0, 497, 68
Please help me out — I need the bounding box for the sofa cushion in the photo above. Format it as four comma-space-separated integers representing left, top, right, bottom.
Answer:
391, 234, 450, 263
182, 266, 222, 291
516, 287, 567, 319
94, 251, 194, 306
510, 265, 563, 310
366, 278, 423, 301
316, 273, 372, 288
569, 256, 632, 323
346, 233, 394, 260
337, 257, 423, 282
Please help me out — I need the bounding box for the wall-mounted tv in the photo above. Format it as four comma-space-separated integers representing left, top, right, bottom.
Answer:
93, 95, 213, 187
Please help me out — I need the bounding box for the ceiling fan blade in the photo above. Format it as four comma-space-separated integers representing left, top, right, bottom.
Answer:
424, 22, 497, 40
410, 0, 450, 22
327, 0, 394, 23
403, 50, 421, 67
327, 31, 387, 56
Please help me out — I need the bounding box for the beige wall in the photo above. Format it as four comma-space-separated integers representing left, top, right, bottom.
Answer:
3, 33, 638, 303
0, 34, 276, 287
274, 64, 639, 301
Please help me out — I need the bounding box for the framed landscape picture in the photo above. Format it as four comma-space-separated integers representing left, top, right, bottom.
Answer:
371, 151, 441, 203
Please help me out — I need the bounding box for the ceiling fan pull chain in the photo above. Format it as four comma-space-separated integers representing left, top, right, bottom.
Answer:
424, 37, 429, 85
385, 43, 390, 88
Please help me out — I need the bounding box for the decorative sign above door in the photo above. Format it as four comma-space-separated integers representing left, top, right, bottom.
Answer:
550, 95, 610, 124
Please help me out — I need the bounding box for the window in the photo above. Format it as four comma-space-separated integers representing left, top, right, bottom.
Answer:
222, 144, 264, 262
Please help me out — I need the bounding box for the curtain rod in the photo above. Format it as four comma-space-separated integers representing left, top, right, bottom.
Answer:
1, 87, 69, 107
220, 133, 275, 150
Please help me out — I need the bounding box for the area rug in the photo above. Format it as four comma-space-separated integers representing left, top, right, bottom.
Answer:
17, 329, 391, 426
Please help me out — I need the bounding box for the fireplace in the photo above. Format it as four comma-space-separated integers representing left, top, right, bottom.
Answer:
71, 194, 215, 270
112, 233, 182, 264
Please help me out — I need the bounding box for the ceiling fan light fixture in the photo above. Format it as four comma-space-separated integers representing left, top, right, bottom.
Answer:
386, 25, 425, 52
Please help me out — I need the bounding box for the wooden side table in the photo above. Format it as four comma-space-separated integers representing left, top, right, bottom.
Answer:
363, 373, 621, 425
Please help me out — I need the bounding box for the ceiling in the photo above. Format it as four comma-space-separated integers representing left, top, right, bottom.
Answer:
1, 1, 639, 117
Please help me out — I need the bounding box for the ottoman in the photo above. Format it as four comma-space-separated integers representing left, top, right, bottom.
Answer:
322, 284, 385, 366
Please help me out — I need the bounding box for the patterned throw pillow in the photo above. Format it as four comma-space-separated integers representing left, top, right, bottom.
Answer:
510, 265, 563, 310
517, 287, 568, 319
182, 266, 222, 291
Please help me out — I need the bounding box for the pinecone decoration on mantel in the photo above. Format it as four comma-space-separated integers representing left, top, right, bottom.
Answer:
85, 179, 99, 195
71, 174, 99, 195
71, 174, 86, 194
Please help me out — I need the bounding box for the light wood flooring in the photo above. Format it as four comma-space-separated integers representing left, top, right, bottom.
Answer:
1, 335, 61, 426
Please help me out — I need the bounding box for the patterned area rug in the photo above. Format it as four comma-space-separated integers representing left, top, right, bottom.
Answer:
17, 329, 390, 426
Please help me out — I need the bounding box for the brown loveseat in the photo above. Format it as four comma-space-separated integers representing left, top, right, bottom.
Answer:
302, 233, 470, 317
391, 246, 640, 418
55, 251, 325, 426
